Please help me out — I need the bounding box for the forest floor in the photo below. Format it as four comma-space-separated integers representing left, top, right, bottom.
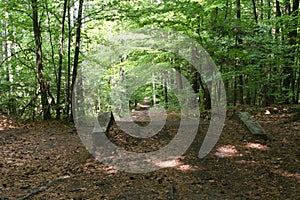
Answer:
0, 108, 299, 199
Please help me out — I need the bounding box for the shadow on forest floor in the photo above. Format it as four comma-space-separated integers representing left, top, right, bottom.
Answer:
0, 109, 299, 199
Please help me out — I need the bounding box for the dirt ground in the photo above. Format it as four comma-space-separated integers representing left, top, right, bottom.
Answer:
0, 109, 299, 199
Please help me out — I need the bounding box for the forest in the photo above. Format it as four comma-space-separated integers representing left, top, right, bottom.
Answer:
0, 0, 299, 119
0, 0, 300, 199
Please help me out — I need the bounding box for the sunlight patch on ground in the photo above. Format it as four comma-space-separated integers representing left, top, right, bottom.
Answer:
0, 114, 16, 129
235, 160, 258, 164
155, 159, 182, 168
245, 143, 269, 150
103, 166, 118, 174
272, 169, 300, 180
176, 164, 202, 172
155, 158, 201, 172
215, 145, 239, 158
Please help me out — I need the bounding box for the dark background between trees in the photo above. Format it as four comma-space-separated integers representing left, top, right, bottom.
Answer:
0, 0, 299, 120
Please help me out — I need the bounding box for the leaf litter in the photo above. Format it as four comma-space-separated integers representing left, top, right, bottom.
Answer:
0, 110, 299, 199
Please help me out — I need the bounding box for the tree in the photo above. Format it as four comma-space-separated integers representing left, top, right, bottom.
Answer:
32, 0, 51, 120
71, 0, 84, 119
56, 0, 68, 119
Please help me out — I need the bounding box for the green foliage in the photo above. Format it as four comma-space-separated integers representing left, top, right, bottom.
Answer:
0, 0, 299, 120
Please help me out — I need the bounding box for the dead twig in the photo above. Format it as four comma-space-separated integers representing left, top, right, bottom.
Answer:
17, 176, 70, 200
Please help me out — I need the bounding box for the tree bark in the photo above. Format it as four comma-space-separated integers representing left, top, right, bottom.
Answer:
65, 0, 72, 117
290, 0, 299, 103
236, 0, 244, 104
251, 0, 258, 23
282, 0, 298, 103
164, 71, 168, 108
32, 0, 51, 120
71, 0, 84, 119
56, 0, 68, 119
275, 0, 282, 35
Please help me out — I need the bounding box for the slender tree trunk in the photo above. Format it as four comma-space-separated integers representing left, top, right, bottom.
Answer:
260, 0, 264, 20
282, 0, 297, 103
56, 0, 68, 119
275, 0, 282, 36
267, 0, 271, 20
252, 0, 258, 23
294, 0, 300, 102
174, 49, 183, 92
164, 71, 168, 108
71, 0, 84, 119
236, 0, 241, 19
290, 0, 299, 103
225, 0, 229, 20
152, 73, 156, 106
236, 0, 244, 104
32, 0, 51, 120
297, 68, 300, 103
45, 0, 56, 74
66, 0, 72, 117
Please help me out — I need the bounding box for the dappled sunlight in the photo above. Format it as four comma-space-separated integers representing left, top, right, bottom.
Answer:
155, 159, 182, 168
176, 164, 202, 172
0, 114, 17, 130
235, 159, 258, 165
103, 166, 119, 174
272, 169, 300, 180
245, 143, 269, 150
215, 145, 240, 158
154, 157, 202, 172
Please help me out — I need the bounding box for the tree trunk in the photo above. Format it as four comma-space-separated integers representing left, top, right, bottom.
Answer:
290, 0, 299, 103
267, 0, 271, 20
71, 0, 84, 119
236, 0, 244, 104
225, 0, 230, 20
32, 0, 51, 120
65, 0, 72, 117
275, 0, 282, 35
152, 73, 157, 106
251, 0, 258, 23
282, 0, 297, 103
164, 71, 168, 108
260, 0, 264, 20
56, 0, 68, 119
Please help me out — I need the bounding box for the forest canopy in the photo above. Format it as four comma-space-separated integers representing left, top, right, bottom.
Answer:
0, 0, 299, 120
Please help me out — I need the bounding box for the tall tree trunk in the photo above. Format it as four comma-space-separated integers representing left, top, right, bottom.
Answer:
65, 0, 72, 117
282, 0, 296, 103
225, 0, 229, 20
294, 0, 300, 102
236, 0, 244, 104
71, 0, 84, 119
252, 0, 258, 23
267, 0, 271, 20
164, 71, 168, 108
275, 0, 282, 36
32, 0, 51, 120
152, 73, 157, 106
260, 0, 264, 20
56, 0, 68, 119
174, 49, 183, 92
290, 0, 299, 103
45, 0, 56, 74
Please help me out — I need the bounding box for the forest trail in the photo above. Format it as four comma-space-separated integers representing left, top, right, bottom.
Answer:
0, 111, 299, 199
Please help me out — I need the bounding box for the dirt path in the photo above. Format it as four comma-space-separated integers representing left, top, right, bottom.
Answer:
0, 112, 299, 199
